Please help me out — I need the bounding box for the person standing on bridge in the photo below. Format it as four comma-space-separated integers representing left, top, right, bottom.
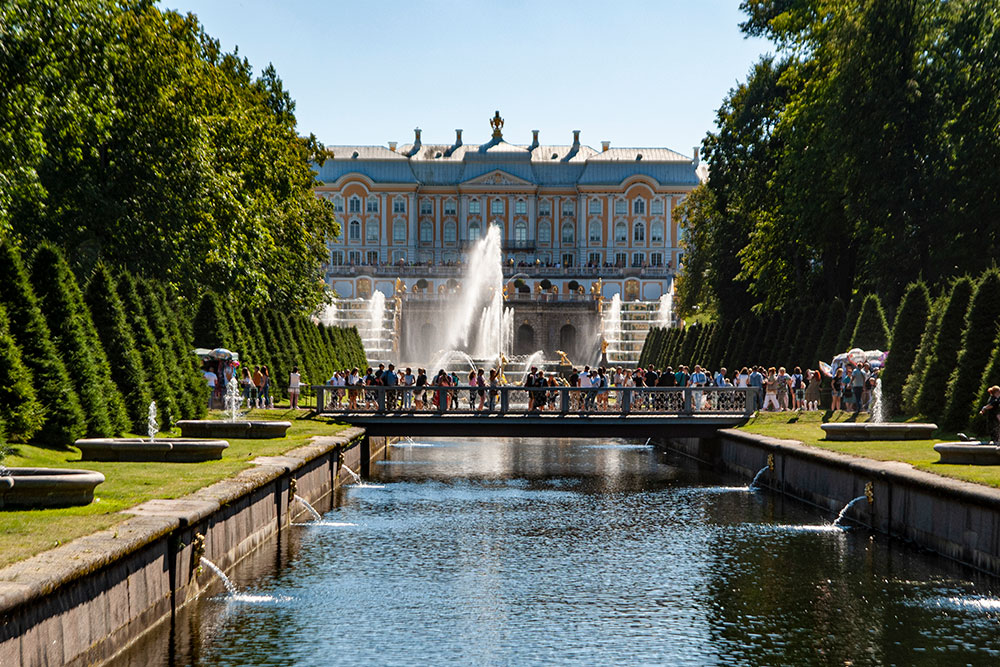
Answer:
748, 366, 764, 412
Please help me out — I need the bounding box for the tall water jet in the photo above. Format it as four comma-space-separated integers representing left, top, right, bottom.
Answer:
224, 376, 242, 422
147, 401, 158, 442
520, 350, 546, 380
601, 294, 622, 363
655, 293, 672, 328
365, 290, 386, 349
317, 300, 338, 327
870, 378, 885, 423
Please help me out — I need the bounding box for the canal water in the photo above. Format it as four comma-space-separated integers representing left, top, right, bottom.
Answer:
120, 438, 1000, 665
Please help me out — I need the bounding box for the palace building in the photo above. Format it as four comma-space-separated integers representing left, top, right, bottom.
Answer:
314, 112, 702, 303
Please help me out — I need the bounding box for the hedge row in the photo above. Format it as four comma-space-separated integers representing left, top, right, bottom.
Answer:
640, 269, 1000, 430
0, 239, 367, 445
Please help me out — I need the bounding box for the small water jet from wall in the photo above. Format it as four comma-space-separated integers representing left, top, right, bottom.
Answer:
293, 496, 322, 521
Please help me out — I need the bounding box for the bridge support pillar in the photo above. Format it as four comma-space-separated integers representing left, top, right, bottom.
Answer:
360, 434, 370, 478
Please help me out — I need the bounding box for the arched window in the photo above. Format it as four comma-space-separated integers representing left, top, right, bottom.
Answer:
366, 196, 379, 213
615, 221, 627, 244
614, 199, 627, 215
394, 197, 407, 214
514, 220, 527, 243
331, 250, 344, 265
561, 223, 575, 244
469, 199, 481, 214
515, 199, 527, 214
538, 221, 551, 244
589, 199, 602, 215
348, 196, 361, 213
633, 222, 645, 243
349, 219, 361, 241
589, 220, 601, 243
444, 221, 457, 243
444, 199, 457, 215
491, 198, 505, 215
419, 199, 432, 215
333, 195, 344, 213
419, 221, 433, 243
393, 220, 406, 243
468, 221, 481, 241
633, 198, 646, 215
538, 200, 551, 216
651, 199, 664, 215
366, 221, 379, 242
561, 200, 575, 217
651, 221, 664, 244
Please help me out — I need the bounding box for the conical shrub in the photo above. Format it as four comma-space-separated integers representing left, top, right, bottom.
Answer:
815, 299, 847, 365
915, 277, 975, 420
0, 302, 45, 442
902, 293, 945, 415
837, 297, 863, 353
30, 243, 116, 437
153, 282, 206, 419
0, 239, 86, 444
942, 269, 1000, 431
191, 292, 233, 350
850, 294, 890, 351
880, 282, 931, 416
138, 279, 196, 420
85, 264, 152, 433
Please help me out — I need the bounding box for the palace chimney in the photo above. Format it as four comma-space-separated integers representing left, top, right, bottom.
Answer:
692, 147, 699, 166
601, 141, 610, 152
572, 130, 581, 146
454, 129, 463, 146
530, 130, 540, 150
388, 141, 397, 152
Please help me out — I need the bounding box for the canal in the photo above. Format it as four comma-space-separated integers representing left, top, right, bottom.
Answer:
118, 437, 1000, 665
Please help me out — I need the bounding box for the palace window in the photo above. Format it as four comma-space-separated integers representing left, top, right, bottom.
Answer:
444, 199, 457, 215
331, 250, 344, 265
561, 223, 575, 244
469, 221, 481, 241
394, 197, 407, 214
419, 221, 433, 243
333, 195, 344, 213
614, 199, 627, 215
367, 250, 380, 265
366, 221, 379, 242
633, 198, 646, 215
538, 221, 551, 244
349, 220, 361, 241
614, 252, 627, 267
420, 199, 433, 215
515, 199, 527, 215
366, 196, 379, 213
561, 253, 575, 267
392, 249, 406, 263
632, 252, 645, 267
589, 220, 601, 243
588, 199, 602, 215
469, 199, 481, 214
588, 252, 602, 266
514, 220, 527, 243
652, 199, 664, 215
633, 222, 645, 243
561, 200, 575, 217
348, 250, 361, 264
538, 200, 551, 216
491, 198, 505, 215
393, 220, 406, 243
650, 252, 664, 267
444, 221, 457, 243
348, 196, 361, 213
651, 222, 664, 243
615, 221, 627, 244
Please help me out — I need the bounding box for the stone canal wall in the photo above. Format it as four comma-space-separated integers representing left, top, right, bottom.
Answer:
668, 430, 1000, 576
0, 428, 382, 667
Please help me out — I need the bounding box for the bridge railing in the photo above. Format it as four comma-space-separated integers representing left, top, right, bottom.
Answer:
311, 385, 756, 417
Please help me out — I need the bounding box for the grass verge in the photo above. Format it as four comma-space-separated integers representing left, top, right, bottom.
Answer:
739, 410, 1000, 488
0, 410, 348, 569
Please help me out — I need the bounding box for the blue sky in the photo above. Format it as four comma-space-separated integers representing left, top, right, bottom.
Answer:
158, 1, 772, 156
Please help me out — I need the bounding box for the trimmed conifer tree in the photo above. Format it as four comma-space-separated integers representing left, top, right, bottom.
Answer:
0, 302, 45, 442
850, 294, 890, 351
880, 282, 931, 415
0, 239, 86, 444
116, 272, 179, 427
837, 297, 863, 353
191, 292, 233, 350
941, 269, 1000, 430
30, 243, 116, 437
902, 294, 945, 414
137, 279, 196, 420
155, 283, 207, 420
915, 277, 975, 420
85, 264, 153, 433
814, 299, 847, 366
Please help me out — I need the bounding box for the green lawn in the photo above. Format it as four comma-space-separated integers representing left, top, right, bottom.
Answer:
0, 410, 348, 568
739, 410, 1000, 488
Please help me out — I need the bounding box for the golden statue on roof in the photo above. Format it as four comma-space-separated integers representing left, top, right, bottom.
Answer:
490, 110, 504, 139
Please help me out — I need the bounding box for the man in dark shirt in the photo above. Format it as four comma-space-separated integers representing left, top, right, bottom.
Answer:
979, 385, 1000, 444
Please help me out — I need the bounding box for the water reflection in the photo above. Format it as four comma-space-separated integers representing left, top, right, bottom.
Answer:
115, 437, 1000, 666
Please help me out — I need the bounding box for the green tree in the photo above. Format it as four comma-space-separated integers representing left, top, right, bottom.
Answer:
941, 269, 1000, 430
0, 302, 45, 442
191, 292, 233, 351
837, 298, 864, 353
0, 240, 86, 444
30, 243, 118, 436
880, 282, 931, 415
814, 299, 847, 366
902, 292, 944, 414
85, 263, 152, 433
850, 294, 891, 351
915, 276, 974, 420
